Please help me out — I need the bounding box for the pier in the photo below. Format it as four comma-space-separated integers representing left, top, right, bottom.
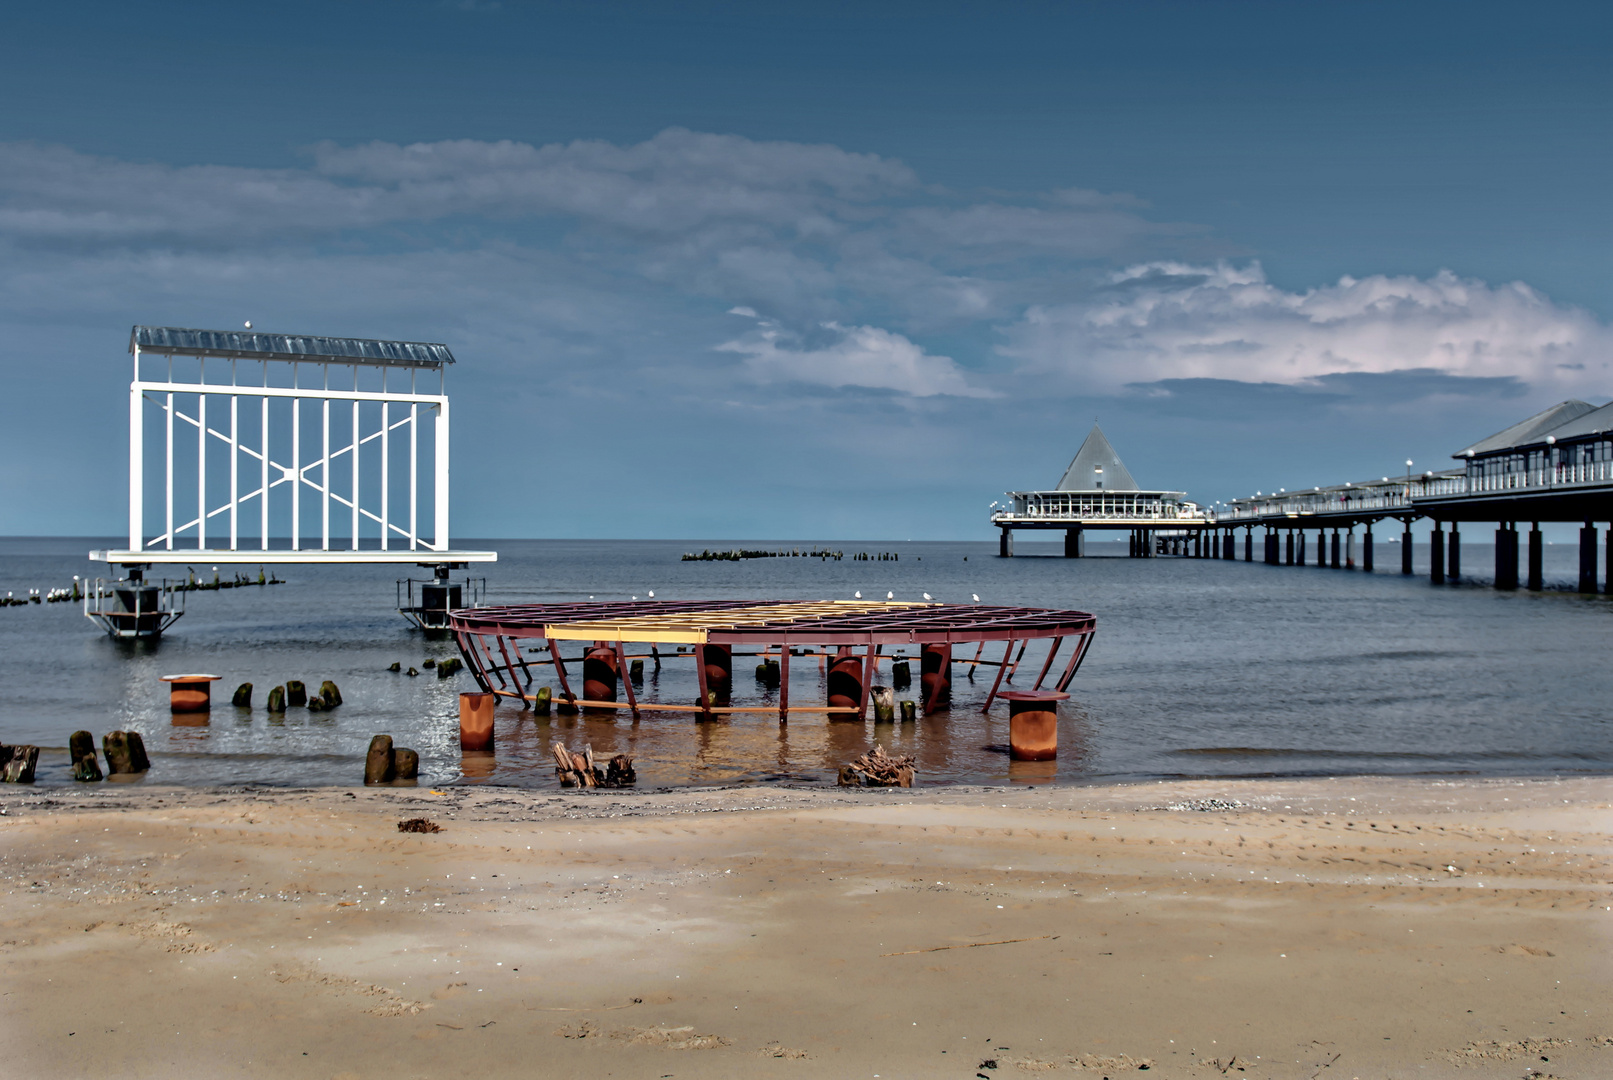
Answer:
996, 402, 1613, 592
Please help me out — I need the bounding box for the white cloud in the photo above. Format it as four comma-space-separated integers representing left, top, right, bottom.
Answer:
718, 317, 996, 399
1000, 260, 1613, 394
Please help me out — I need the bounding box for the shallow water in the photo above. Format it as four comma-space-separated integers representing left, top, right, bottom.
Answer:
2, 536, 1610, 789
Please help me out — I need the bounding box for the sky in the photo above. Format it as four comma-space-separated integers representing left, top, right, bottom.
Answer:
3, 0, 1610, 540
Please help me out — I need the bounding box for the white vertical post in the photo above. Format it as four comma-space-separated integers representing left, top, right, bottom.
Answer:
351, 397, 360, 550
197, 390, 207, 550
165, 388, 174, 550
291, 397, 301, 550
321, 396, 330, 551
260, 395, 269, 550
409, 402, 418, 550
434, 399, 449, 551
380, 400, 389, 551
129, 347, 144, 552
229, 394, 239, 549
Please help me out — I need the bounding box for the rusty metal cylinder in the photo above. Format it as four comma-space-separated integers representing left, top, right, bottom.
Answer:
459, 691, 496, 751
164, 674, 220, 713
827, 647, 863, 717
699, 643, 733, 702
1001, 689, 1069, 761
582, 644, 619, 705
921, 643, 951, 707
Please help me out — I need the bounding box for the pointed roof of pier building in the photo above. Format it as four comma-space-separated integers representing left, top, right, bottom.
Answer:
1454, 399, 1598, 458
1503, 398, 1613, 450
1056, 425, 1139, 491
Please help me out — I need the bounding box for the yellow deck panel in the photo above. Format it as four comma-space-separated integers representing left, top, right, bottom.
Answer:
541, 599, 936, 644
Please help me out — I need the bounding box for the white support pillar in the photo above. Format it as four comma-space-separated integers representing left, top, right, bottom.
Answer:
434, 400, 449, 551
350, 397, 360, 550
260, 395, 269, 550
229, 394, 239, 550
196, 390, 206, 550
321, 396, 330, 551
380, 400, 389, 551
409, 402, 418, 550
291, 397, 301, 550
128, 350, 144, 552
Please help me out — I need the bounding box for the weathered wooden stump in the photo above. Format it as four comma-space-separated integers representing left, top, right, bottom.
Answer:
533, 686, 552, 716
387, 662, 401, 672
306, 696, 324, 712
319, 680, 341, 708
266, 685, 287, 712
231, 683, 252, 707
365, 735, 397, 784
629, 658, 644, 685
1, 745, 39, 783
899, 700, 917, 722
891, 660, 912, 689
70, 730, 102, 782
102, 731, 150, 774
871, 686, 895, 722
393, 748, 419, 781
437, 658, 461, 679
406, 667, 419, 677
423, 659, 436, 669
285, 680, 307, 708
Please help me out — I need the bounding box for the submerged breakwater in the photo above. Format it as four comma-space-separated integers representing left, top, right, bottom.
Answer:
1, 535, 1610, 788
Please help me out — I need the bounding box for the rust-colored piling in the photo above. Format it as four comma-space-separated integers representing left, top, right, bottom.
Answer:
459, 691, 496, 751
1001, 689, 1068, 761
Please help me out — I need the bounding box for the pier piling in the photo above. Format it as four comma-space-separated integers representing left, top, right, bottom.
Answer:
1495, 525, 1519, 590
1579, 524, 1598, 593
1430, 525, 1446, 583
1402, 526, 1414, 575
1528, 525, 1543, 590
1448, 527, 1461, 580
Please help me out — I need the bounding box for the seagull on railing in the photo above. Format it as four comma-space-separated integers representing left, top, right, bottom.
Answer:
972, 594, 979, 603
854, 591, 862, 599
922, 592, 932, 601
647, 591, 654, 598
886, 591, 894, 600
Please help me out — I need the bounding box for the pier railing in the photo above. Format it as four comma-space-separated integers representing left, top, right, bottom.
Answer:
992, 491, 1212, 525
1222, 457, 1613, 524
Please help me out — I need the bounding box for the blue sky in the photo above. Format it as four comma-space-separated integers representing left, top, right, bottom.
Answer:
3, 1, 1610, 539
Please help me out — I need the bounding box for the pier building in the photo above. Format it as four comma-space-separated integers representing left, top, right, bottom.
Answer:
990, 425, 1211, 557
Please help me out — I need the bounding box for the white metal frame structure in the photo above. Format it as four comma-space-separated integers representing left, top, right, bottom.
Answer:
91, 326, 496, 568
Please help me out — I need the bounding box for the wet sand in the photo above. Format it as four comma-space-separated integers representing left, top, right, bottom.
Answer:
2, 775, 1610, 1078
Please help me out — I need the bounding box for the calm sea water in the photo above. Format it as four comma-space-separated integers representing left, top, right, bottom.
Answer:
1, 536, 1610, 789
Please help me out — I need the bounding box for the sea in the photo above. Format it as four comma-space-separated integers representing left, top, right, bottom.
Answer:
2, 536, 1610, 790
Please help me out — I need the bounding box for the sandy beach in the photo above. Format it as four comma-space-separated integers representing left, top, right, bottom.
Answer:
2, 774, 1610, 1079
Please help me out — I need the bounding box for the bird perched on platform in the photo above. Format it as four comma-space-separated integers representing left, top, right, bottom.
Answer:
972, 594, 980, 603
922, 593, 932, 601
647, 591, 654, 598
886, 591, 894, 600
853, 591, 862, 599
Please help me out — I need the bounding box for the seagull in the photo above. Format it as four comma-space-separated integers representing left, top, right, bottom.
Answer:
647, 591, 655, 598
922, 592, 932, 601
972, 594, 980, 603
854, 590, 862, 599
631, 595, 638, 601
886, 591, 894, 600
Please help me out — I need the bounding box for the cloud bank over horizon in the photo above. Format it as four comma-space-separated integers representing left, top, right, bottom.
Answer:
1, 128, 1608, 534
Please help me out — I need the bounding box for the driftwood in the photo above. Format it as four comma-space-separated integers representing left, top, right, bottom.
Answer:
552, 742, 636, 788
841, 744, 915, 787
